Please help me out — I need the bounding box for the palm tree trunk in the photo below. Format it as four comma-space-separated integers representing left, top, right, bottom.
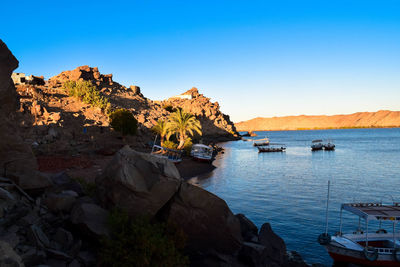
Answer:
178, 133, 185, 149
160, 135, 164, 146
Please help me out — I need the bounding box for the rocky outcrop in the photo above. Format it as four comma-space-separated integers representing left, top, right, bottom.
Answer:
0, 40, 51, 191
96, 145, 182, 217
49, 65, 114, 88
160, 182, 243, 255
235, 110, 400, 131
96, 146, 243, 258
164, 87, 239, 142
96, 146, 308, 266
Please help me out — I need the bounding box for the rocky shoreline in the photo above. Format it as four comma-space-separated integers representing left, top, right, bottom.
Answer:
0, 40, 309, 267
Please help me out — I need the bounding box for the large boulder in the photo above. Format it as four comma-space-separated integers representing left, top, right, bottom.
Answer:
159, 182, 243, 256
70, 202, 110, 238
258, 223, 287, 265
0, 40, 51, 191
236, 213, 258, 242
0, 40, 19, 114
96, 145, 182, 217
0, 241, 24, 267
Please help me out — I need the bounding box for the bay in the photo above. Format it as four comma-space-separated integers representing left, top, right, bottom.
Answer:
195, 128, 400, 265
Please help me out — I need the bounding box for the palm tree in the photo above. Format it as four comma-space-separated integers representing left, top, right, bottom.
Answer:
151, 119, 169, 146
168, 109, 202, 149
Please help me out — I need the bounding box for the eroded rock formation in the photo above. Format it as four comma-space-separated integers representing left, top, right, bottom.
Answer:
163, 87, 239, 142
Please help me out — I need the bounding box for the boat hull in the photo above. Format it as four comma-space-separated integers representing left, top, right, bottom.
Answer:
325, 244, 400, 266
193, 156, 212, 162
311, 146, 323, 151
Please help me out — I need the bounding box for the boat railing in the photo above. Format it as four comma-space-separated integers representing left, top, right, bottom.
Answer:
151, 145, 183, 161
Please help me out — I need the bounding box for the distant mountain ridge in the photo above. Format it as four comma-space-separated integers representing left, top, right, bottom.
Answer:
235, 110, 400, 131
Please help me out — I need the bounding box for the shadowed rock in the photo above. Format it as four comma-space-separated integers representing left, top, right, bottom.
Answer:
0, 39, 51, 191
96, 145, 181, 217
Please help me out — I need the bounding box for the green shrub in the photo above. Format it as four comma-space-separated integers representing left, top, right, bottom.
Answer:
109, 109, 138, 136
162, 140, 178, 149
100, 209, 188, 267
62, 80, 110, 111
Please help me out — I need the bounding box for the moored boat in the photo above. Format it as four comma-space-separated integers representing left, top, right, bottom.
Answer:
257, 143, 286, 152
323, 140, 335, 150
253, 137, 270, 146
318, 202, 400, 266
311, 139, 323, 151
190, 144, 213, 162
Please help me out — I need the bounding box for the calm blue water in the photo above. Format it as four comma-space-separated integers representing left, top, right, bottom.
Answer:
194, 128, 400, 266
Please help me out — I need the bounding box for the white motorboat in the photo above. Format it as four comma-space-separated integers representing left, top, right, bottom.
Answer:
253, 137, 270, 146
318, 202, 400, 266
311, 139, 323, 151
190, 144, 213, 162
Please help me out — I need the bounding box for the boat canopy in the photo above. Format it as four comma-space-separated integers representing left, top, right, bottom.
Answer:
192, 144, 212, 150
342, 203, 400, 221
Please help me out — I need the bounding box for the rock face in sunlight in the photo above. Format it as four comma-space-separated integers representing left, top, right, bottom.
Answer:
13, 68, 239, 157
235, 110, 400, 131
163, 87, 239, 142
0, 40, 51, 190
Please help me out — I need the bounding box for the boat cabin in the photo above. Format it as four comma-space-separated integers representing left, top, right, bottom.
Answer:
319, 202, 400, 266
190, 144, 213, 162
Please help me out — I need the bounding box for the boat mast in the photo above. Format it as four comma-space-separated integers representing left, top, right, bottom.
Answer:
151, 134, 158, 153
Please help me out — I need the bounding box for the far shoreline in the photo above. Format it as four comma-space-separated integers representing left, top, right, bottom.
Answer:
237, 126, 400, 132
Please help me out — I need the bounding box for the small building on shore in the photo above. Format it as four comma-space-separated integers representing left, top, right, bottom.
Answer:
12, 72, 45, 86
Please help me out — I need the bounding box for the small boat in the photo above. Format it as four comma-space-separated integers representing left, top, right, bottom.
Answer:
311, 139, 323, 151
253, 138, 270, 146
190, 144, 213, 162
151, 145, 183, 164
257, 143, 286, 152
323, 140, 335, 150
318, 202, 400, 266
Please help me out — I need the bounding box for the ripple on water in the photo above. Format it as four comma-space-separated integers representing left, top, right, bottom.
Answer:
199, 128, 400, 265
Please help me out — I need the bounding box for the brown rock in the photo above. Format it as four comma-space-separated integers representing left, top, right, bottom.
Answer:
129, 85, 141, 95
96, 146, 181, 218
236, 213, 258, 241
0, 40, 19, 114
160, 182, 243, 255
258, 223, 286, 265
0, 240, 24, 267
0, 40, 51, 191
70, 202, 110, 237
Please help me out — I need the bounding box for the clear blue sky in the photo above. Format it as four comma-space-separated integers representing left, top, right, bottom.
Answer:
1, 0, 399, 122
